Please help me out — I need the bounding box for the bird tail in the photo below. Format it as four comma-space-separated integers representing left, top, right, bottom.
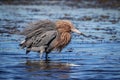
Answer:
19, 40, 26, 48
19, 40, 31, 54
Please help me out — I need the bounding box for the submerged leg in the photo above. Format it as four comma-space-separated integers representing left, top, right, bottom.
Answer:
39, 49, 45, 60
39, 46, 46, 60
39, 52, 43, 60
45, 53, 49, 60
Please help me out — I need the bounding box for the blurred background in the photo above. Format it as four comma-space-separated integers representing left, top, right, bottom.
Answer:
0, 0, 120, 80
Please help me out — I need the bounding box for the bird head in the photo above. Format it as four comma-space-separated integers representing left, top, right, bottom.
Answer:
55, 20, 82, 34
54, 20, 83, 51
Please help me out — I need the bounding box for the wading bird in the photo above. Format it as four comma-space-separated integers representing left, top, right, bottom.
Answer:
20, 20, 86, 59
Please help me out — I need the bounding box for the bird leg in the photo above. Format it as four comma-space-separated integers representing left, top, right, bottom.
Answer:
45, 53, 49, 60
39, 46, 46, 60
39, 53, 43, 60
39, 50, 44, 60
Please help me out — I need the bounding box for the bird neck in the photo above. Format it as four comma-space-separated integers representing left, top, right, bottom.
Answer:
54, 32, 71, 51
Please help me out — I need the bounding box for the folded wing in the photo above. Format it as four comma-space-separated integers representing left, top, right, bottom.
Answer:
20, 20, 57, 54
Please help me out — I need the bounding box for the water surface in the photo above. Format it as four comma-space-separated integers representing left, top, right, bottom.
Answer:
0, 1, 120, 80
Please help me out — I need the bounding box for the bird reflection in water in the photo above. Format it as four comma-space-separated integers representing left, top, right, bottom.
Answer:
25, 59, 70, 79
25, 59, 70, 71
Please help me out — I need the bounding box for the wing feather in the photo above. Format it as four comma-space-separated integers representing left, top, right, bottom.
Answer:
21, 20, 56, 38
20, 20, 57, 51
23, 30, 57, 53
32, 31, 57, 47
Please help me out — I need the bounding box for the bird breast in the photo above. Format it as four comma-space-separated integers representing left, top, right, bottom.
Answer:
53, 32, 71, 51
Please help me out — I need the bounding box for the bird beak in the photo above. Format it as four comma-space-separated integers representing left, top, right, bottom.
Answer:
71, 28, 82, 34
71, 28, 88, 37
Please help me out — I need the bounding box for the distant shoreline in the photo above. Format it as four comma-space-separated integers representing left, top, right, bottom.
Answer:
0, 0, 120, 9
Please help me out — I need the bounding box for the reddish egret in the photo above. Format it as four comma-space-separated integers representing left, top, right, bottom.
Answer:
20, 20, 85, 59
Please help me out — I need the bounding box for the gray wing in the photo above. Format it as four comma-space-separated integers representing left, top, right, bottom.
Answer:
32, 31, 57, 47
21, 20, 56, 39
24, 30, 57, 54
20, 20, 57, 53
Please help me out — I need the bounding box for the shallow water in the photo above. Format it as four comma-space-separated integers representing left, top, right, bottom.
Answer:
0, 1, 120, 80
0, 40, 120, 80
